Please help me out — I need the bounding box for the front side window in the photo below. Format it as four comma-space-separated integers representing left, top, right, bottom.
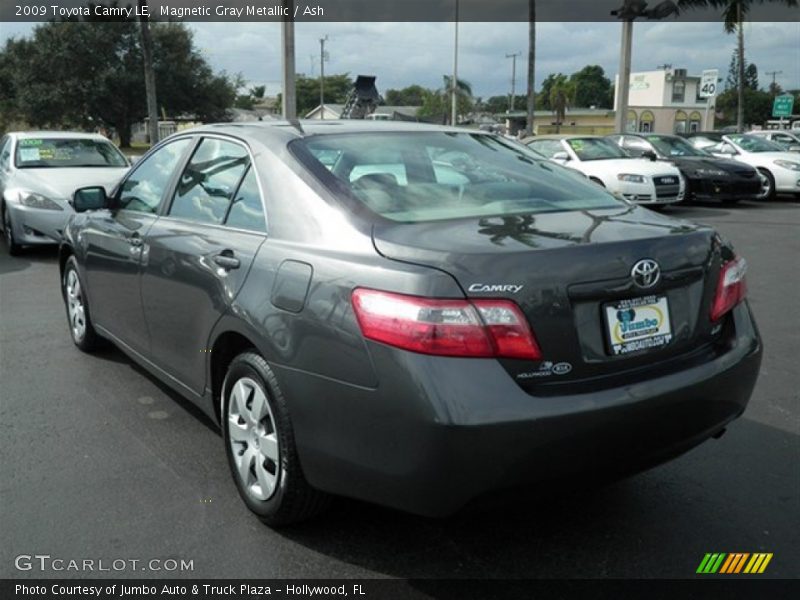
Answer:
14, 137, 128, 169
566, 138, 629, 161
118, 138, 192, 214
170, 138, 249, 225
526, 139, 564, 158
727, 135, 783, 153
293, 132, 623, 223
645, 136, 706, 157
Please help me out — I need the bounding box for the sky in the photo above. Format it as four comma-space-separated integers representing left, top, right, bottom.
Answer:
1, 20, 798, 100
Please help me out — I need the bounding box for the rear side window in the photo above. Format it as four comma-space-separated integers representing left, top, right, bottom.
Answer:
118, 138, 192, 214
225, 167, 267, 233
293, 132, 622, 223
170, 138, 249, 225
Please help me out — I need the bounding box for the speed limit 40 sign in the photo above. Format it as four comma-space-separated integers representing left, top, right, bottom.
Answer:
699, 69, 719, 98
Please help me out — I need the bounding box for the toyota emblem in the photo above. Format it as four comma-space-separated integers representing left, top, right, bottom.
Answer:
631, 259, 661, 289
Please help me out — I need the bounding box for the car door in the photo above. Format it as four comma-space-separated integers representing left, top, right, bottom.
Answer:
0, 136, 12, 202
81, 137, 193, 353
139, 136, 267, 394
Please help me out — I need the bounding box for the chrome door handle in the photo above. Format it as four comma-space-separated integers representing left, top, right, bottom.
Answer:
213, 252, 240, 270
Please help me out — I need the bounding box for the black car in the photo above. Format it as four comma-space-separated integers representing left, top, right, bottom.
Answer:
59, 122, 762, 526
606, 133, 764, 203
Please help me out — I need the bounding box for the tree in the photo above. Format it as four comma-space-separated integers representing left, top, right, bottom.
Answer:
384, 85, 427, 106
418, 76, 473, 124
0, 20, 237, 146
281, 74, 352, 116
250, 85, 266, 100
679, 0, 799, 132
537, 73, 567, 110
569, 65, 613, 108
715, 86, 773, 128
725, 49, 758, 91
548, 76, 576, 133
484, 95, 527, 114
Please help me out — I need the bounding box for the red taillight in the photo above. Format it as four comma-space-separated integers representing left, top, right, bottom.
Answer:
351, 288, 542, 360
710, 256, 748, 322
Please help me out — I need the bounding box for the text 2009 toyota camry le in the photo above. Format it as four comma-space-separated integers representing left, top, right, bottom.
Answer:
59, 122, 762, 526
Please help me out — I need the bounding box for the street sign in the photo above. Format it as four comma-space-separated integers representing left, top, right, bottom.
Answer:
699, 69, 719, 98
773, 94, 795, 118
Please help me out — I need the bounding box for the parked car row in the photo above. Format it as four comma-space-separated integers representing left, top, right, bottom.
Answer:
522, 130, 800, 206
682, 132, 800, 199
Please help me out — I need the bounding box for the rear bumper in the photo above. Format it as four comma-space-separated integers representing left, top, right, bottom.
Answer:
5, 202, 71, 245
277, 301, 761, 517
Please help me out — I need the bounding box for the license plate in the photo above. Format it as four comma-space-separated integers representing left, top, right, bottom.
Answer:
604, 295, 672, 355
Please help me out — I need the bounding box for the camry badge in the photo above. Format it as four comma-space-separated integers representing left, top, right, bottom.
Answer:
631, 259, 660, 289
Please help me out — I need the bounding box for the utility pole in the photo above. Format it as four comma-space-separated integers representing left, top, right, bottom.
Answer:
506, 52, 521, 111
525, 1, 536, 137
319, 35, 329, 119
765, 70, 782, 94
138, 0, 158, 147
451, 0, 459, 126
614, 18, 634, 133
611, 1, 679, 133
281, 0, 296, 120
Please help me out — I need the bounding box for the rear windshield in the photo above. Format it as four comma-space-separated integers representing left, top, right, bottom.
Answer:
15, 137, 128, 169
293, 132, 623, 223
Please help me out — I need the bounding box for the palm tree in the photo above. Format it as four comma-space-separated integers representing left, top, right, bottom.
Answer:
525, 1, 536, 136
678, 0, 798, 132
549, 76, 575, 133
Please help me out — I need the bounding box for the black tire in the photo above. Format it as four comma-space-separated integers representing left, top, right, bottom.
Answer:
62, 256, 102, 352
222, 352, 330, 526
757, 169, 775, 201
3, 205, 22, 256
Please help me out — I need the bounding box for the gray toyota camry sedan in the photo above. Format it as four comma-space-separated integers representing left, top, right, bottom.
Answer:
60, 121, 762, 526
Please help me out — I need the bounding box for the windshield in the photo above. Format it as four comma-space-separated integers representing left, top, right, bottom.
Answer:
727, 134, 784, 153
293, 132, 623, 223
646, 136, 707, 157
15, 137, 129, 168
566, 138, 629, 161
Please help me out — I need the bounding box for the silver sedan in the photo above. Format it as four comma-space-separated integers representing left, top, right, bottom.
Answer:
0, 131, 130, 255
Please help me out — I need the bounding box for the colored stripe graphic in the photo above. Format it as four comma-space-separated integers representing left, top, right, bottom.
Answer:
744, 553, 773, 574
697, 553, 727, 574
698, 552, 773, 574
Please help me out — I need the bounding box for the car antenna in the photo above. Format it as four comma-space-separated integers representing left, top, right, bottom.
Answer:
287, 119, 305, 135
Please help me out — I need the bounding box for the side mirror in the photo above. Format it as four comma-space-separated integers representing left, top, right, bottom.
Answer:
72, 186, 109, 212
718, 144, 737, 155
552, 151, 570, 162
642, 150, 658, 161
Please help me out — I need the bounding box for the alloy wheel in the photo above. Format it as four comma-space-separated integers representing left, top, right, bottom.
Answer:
756, 172, 772, 199
65, 269, 87, 342
227, 377, 280, 501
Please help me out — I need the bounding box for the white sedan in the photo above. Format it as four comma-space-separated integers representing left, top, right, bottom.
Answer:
0, 131, 130, 255
687, 133, 800, 199
524, 135, 685, 206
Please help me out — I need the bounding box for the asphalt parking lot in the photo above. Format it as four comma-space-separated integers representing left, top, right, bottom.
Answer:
1, 198, 798, 581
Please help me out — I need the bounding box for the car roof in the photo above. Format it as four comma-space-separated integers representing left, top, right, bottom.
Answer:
525, 134, 603, 141
11, 131, 110, 140
181, 120, 475, 147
